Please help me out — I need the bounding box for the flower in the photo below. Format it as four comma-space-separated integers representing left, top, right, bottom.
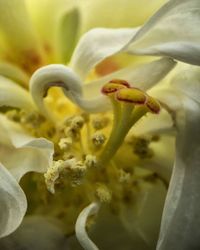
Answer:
0, 0, 200, 249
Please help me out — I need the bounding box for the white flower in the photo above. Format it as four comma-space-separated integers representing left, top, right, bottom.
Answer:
0, 0, 200, 249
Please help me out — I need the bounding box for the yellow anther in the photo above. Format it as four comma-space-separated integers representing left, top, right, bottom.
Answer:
101, 82, 128, 95
92, 116, 109, 130
58, 137, 72, 151
109, 79, 130, 87
92, 132, 106, 147
101, 78, 130, 97
146, 95, 160, 114
95, 184, 112, 203
116, 88, 147, 104
84, 154, 97, 168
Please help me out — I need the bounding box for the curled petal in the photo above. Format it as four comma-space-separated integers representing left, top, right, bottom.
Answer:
75, 202, 100, 250
70, 28, 138, 79
126, 0, 200, 65
0, 115, 54, 182
0, 163, 27, 238
30, 64, 109, 116
0, 76, 35, 110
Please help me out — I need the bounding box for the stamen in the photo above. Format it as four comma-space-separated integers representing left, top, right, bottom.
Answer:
116, 87, 147, 104
101, 79, 130, 95
95, 184, 112, 203
146, 95, 160, 114
97, 80, 161, 167
75, 202, 100, 250
92, 132, 106, 147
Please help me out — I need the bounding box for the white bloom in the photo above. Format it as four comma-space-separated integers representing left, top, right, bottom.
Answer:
0, 0, 200, 249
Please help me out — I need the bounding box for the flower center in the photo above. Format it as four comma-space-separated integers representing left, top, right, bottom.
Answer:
5, 79, 163, 235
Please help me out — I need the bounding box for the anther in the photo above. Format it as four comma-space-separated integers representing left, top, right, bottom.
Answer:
146, 95, 160, 114
101, 79, 130, 95
116, 88, 147, 104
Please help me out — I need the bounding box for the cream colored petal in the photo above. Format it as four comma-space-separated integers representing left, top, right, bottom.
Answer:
0, 63, 29, 87
79, 0, 167, 32
0, 76, 34, 110
127, 0, 200, 65
55, 8, 80, 63
26, 0, 79, 63
0, 0, 43, 66
70, 28, 138, 79
83, 58, 176, 99
0, 115, 54, 182
0, 163, 27, 238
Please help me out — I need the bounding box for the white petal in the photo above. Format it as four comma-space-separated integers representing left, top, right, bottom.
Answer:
30, 64, 109, 116
157, 96, 200, 249
75, 202, 100, 250
126, 0, 200, 65
70, 28, 139, 79
0, 216, 69, 249
0, 0, 42, 58
170, 63, 200, 103
0, 62, 29, 87
26, 0, 78, 63
80, 0, 167, 32
83, 58, 176, 99
120, 179, 166, 248
0, 115, 54, 182
0, 163, 27, 238
0, 76, 35, 110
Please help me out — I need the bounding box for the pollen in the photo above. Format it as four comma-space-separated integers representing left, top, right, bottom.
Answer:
92, 132, 106, 147
95, 184, 112, 203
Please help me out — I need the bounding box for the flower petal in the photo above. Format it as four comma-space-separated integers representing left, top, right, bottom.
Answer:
157, 96, 200, 249
79, 0, 167, 32
126, 0, 200, 65
30, 64, 110, 117
0, 62, 29, 87
70, 28, 139, 79
83, 58, 176, 99
0, 0, 43, 66
0, 76, 35, 110
0, 163, 27, 238
0, 216, 69, 249
170, 64, 200, 104
119, 179, 166, 248
56, 8, 80, 63
0, 115, 54, 182
26, 0, 79, 63
75, 202, 100, 250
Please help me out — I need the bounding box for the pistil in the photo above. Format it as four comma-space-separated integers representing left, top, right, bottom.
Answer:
97, 79, 160, 167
